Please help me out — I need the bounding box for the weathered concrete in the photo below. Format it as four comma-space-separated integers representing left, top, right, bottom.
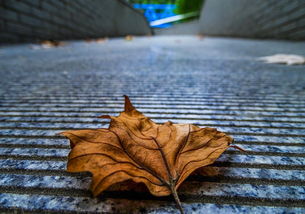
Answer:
0, 36, 305, 213
199, 0, 305, 40
0, 0, 151, 43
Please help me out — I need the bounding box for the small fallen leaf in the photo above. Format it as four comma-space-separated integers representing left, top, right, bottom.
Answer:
61, 96, 240, 213
40, 40, 65, 48
95, 37, 108, 43
259, 54, 305, 65
85, 38, 108, 43
125, 35, 133, 41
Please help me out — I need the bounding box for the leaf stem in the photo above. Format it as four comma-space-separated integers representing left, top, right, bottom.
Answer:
170, 185, 184, 214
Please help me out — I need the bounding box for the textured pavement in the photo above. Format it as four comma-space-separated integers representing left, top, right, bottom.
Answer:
0, 36, 305, 213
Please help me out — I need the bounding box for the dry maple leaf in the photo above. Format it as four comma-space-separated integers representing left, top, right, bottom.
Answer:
61, 96, 238, 213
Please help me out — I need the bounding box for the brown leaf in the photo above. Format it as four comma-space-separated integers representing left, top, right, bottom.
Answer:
40, 40, 65, 48
85, 38, 108, 43
95, 38, 108, 43
125, 35, 133, 41
61, 95, 234, 213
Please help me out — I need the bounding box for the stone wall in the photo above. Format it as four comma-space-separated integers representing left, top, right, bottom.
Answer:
199, 0, 305, 40
0, 0, 151, 43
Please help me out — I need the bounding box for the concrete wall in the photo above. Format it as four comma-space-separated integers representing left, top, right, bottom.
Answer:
0, 0, 151, 43
199, 0, 305, 40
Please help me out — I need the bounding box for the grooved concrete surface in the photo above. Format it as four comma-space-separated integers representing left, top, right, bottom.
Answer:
0, 36, 305, 213
199, 0, 305, 40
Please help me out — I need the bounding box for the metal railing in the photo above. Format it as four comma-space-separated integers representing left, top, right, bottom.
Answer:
150, 11, 200, 27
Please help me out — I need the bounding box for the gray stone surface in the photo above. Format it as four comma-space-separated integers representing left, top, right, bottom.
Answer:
0, 0, 151, 43
0, 36, 305, 213
199, 0, 305, 40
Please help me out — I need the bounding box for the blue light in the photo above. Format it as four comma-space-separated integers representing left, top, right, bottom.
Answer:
132, 3, 177, 28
